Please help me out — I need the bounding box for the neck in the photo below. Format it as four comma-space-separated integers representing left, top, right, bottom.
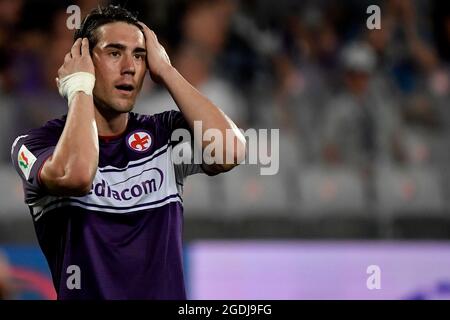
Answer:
94, 105, 129, 137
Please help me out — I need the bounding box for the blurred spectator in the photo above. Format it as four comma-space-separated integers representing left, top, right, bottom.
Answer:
135, 0, 248, 128
399, 93, 445, 165
364, 1, 450, 168
376, 0, 440, 94
0, 0, 24, 162
321, 42, 403, 170
0, 0, 23, 92
10, 5, 74, 134
0, 0, 449, 241
271, 4, 341, 163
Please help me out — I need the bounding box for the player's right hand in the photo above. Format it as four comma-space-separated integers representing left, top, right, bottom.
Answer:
56, 38, 95, 86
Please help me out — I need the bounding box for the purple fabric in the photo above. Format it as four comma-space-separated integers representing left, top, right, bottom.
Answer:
11, 111, 192, 300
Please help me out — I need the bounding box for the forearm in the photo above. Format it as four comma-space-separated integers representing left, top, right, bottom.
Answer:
43, 93, 99, 193
138, 22, 245, 169
161, 66, 246, 165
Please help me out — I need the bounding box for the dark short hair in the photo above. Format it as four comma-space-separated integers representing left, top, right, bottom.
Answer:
74, 5, 143, 51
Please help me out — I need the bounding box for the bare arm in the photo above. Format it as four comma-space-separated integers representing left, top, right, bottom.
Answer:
40, 38, 99, 196
139, 23, 246, 174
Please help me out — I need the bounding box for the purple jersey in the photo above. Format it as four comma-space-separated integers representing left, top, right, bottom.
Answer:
11, 111, 208, 300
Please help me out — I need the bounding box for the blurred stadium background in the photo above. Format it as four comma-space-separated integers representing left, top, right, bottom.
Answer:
1, 0, 450, 299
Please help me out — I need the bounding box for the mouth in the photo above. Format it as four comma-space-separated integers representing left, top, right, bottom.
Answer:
115, 84, 135, 95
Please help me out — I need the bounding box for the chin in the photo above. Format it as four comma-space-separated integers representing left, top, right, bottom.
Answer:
94, 96, 135, 114
110, 99, 136, 113
116, 104, 134, 113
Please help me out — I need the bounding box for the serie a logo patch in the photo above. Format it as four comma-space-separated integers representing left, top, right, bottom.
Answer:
18, 144, 37, 180
126, 130, 153, 153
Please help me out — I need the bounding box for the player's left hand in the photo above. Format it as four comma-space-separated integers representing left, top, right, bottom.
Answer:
138, 22, 172, 84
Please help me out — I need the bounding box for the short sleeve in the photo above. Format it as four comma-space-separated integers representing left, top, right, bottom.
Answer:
156, 110, 213, 188
11, 130, 57, 202
157, 110, 191, 134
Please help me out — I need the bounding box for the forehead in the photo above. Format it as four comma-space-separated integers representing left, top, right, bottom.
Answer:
95, 22, 145, 48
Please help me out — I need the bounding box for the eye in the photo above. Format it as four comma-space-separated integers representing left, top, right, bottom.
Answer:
110, 51, 120, 57
134, 53, 145, 60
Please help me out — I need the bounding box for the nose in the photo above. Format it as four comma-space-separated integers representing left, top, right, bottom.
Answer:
121, 53, 135, 76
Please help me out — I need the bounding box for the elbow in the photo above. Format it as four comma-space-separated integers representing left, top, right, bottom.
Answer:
58, 173, 94, 196
59, 161, 97, 196
201, 134, 247, 175
229, 137, 247, 165
220, 138, 247, 172
68, 174, 94, 196
235, 138, 247, 165
41, 157, 97, 196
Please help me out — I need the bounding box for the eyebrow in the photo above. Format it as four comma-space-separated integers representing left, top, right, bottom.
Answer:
103, 43, 146, 53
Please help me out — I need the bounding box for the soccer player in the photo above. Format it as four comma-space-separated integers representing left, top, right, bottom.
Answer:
10, 5, 246, 300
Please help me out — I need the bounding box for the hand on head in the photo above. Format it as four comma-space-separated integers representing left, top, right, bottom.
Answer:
56, 38, 96, 106
138, 22, 172, 84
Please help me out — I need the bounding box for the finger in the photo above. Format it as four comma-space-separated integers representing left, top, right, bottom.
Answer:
145, 30, 159, 48
138, 22, 149, 33
64, 53, 71, 63
55, 77, 59, 88
71, 38, 82, 58
81, 38, 90, 57
138, 22, 153, 40
163, 50, 171, 65
139, 22, 161, 47
150, 31, 160, 46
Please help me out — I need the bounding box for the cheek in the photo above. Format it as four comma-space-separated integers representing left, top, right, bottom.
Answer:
137, 61, 147, 74
94, 58, 115, 83
137, 66, 147, 85
95, 68, 114, 91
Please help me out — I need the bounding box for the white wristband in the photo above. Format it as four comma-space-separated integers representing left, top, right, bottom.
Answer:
58, 72, 96, 107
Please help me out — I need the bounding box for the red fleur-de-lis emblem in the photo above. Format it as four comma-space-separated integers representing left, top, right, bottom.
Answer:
131, 133, 149, 150
127, 131, 152, 152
